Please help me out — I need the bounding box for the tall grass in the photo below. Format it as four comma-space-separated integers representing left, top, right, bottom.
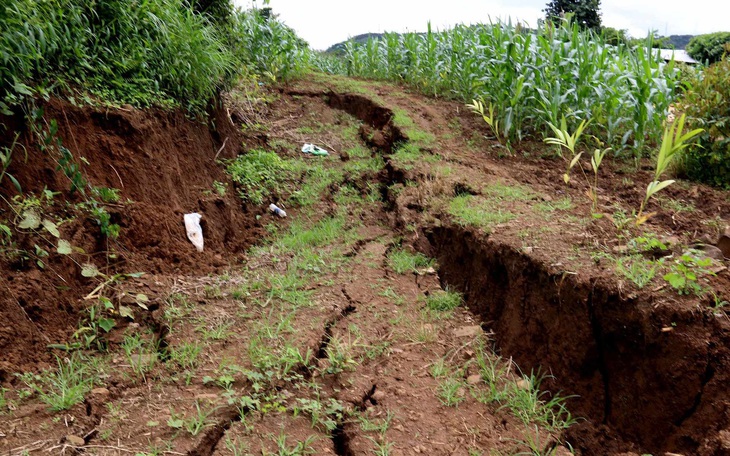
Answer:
0, 1, 310, 114
314, 20, 678, 156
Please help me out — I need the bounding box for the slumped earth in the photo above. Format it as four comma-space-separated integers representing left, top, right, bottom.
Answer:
2, 74, 730, 456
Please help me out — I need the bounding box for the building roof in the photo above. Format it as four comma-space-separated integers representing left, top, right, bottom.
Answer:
656, 48, 698, 64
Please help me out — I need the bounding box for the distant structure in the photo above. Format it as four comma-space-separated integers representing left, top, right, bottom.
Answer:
656, 48, 698, 64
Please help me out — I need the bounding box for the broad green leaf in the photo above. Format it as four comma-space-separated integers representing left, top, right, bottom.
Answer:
98, 318, 116, 333
100, 296, 114, 310
135, 293, 149, 310
57, 239, 72, 255
568, 152, 583, 169
167, 418, 184, 429
118, 305, 135, 319
646, 180, 675, 198
42, 219, 60, 238
7, 174, 21, 193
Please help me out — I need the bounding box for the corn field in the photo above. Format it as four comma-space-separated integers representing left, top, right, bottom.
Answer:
313, 20, 679, 156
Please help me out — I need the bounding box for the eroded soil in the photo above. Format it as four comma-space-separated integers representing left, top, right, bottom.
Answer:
2, 73, 730, 455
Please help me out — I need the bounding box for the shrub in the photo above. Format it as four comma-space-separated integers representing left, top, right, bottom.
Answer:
686, 32, 730, 64
680, 59, 730, 187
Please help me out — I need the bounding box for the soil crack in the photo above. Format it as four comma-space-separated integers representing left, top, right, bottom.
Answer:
187, 406, 241, 456
587, 282, 611, 424
316, 290, 358, 360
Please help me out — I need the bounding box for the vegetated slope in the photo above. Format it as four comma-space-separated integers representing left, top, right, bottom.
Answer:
2, 72, 730, 456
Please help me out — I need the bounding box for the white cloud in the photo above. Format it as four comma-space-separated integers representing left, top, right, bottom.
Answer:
233, 0, 728, 49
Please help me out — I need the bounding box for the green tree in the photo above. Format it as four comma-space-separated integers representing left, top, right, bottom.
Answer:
544, 0, 602, 31
687, 32, 730, 64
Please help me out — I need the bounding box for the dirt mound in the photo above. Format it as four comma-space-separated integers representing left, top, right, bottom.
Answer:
0, 98, 264, 375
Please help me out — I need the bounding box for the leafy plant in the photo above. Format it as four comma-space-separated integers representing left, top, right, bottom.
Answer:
0, 132, 24, 194
636, 114, 702, 225
681, 58, 730, 187
686, 32, 730, 63
467, 99, 504, 147
663, 251, 715, 296
227, 149, 293, 205
71, 300, 116, 351
545, 117, 590, 160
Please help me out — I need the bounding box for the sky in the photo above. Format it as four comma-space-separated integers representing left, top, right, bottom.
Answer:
234, 0, 729, 50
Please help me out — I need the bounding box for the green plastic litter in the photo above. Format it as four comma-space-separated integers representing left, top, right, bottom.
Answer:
301, 143, 329, 156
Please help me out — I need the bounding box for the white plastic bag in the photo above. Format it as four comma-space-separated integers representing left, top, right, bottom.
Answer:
184, 213, 204, 252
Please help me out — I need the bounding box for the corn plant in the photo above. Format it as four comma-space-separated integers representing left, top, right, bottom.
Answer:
636, 114, 703, 225
545, 118, 610, 214
466, 99, 503, 147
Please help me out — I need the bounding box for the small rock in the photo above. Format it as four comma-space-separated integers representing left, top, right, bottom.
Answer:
466, 374, 481, 385
371, 390, 386, 402
516, 379, 531, 390
66, 435, 85, 446
690, 245, 725, 261
91, 387, 110, 396
453, 325, 482, 338
523, 246, 533, 255
542, 195, 553, 202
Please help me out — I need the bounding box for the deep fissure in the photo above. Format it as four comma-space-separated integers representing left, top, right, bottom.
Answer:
305, 87, 729, 455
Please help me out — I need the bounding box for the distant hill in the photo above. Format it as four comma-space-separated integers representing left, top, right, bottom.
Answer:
324, 30, 695, 54
325, 33, 386, 55
665, 35, 693, 49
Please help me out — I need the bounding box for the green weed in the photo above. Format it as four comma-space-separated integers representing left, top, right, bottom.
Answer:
425, 289, 462, 311
616, 255, 658, 289
449, 195, 516, 231
227, 149, 293, 205
18, 354, 96, 411
387, 248, 434, 274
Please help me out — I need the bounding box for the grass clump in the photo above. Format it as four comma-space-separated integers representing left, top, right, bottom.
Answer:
616, 255, 658, 289
425, 289, 462, 311
227, 149, 293, 205
18, 354, 97, 411
484, 182, 534, 201
387, 248, 434, 274
449, 195, 516, 231
390, 143, 440, 170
